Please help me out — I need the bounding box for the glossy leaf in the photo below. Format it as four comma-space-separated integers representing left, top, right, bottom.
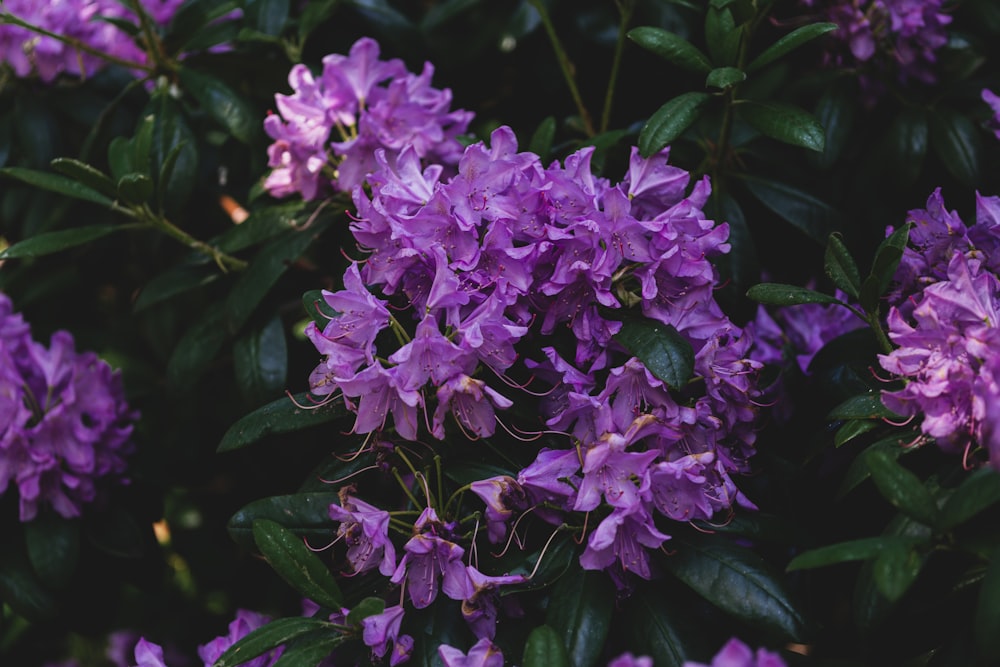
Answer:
742, 176, 838, 243
107, 136, 133, 181
707, 191, 758, 296
150, 92, 199, 211
133, 262, 221, 311
117, 173, 153, 204
25, 514, 80, 590
546, 570, 615, 667
746, 283, 843, 307
523, 625, 571, 667
166, 308, 228, 389
810, 82, 857, 170
0, 167, 114, 207
346, 597, 386, 625
233, 315, 288, 407
638, 92, 711, 157
860, 223, 911, 313
49, 158, 117, 198
885, 107, 928, 189
872, 540, 923, 602
178, 67, 259, 144
704, 4, 739, 65
787, 536, 916, 571
836, 433, 914, 499
218, 392, 347, 453
975, 550, 1000, 659
614, 318, 694, 390
664, 533, 809, 641
739, 100, 825, 152
0, 540, 58, 621
824, 232, 861, 298
245, 0, 289, 36
268, 630, 344, 667
627, 26, 712, 73
212, 617, 333, 667
528, 116, 557, 164
227, 493, 341, 549
827, 394, 900, 420
253, 518, 343, 609
624, 588, 697, 667
747, 22, 837, 72
705, 66, 746, 90
297, 0, 338, 42
930, 107, 981, 187
302, 289, 337, 327
834, 419, 879, 447
0, 225, 123, 259
866, 449, 939, 526
940, 467, 1000, 531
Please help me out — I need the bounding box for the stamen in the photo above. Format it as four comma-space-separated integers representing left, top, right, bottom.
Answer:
525, 525, 566, 580
319, 464, 380, 485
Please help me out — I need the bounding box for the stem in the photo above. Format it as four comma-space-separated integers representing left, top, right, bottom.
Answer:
601, 0, 635, 134
528, 0, 596, 137
137, 205, 248, 272
125, 0, 168, 72
867, 309, 895, 355
0, 11, 153, 75
392, 467, 424, 511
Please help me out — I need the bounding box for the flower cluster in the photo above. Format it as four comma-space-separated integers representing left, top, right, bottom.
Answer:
879, 190, 1000, 463
801, 0, 951, 98
0, 0, 185, 82
263, 37, 473, 199
683, 637, 787, 667
0, 293, 136, 521
133, 609, 281, 667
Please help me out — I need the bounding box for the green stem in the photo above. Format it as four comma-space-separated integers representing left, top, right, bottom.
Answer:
136, 205, 248, 272
528, 0, 596, 136
125, 0, 168, 72
0, 11, 154, 75
867, 309, 895, 355
392, 467, 424, 511
601, 0, 635, 134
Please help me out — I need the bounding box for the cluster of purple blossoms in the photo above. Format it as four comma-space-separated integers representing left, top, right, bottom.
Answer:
263, 37, 473, 200
800, 0, 951, 98
0, 0, 186, 82
0, 293, 136, 522
878, 190, 1000, 464
133, 609, 282, 667
683, 637, 787, 667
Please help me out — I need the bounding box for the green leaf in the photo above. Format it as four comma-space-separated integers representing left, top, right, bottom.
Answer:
929, 107, 981, 187
297, 0, 338, 42
624, 588, 698, 667
704, 4, 740, 65
224, 223, 328, 334
866, 449, 939, 526
178, 67, 259, 144
787, 536, 914, 571
859, 222, 910, 313
613, 319, 694, 391
150, 92, 199, 211
228, 493, 341, 549
133, 262, 221, 311
746, 283, 843, 307
834, 419, 879, 447
49, 158, 118, 199
212, 617, 332, 667
739, 100, 825, 152
0, 167, 114, 207
546, 570, 615, 667
827, 393, 900, 420
824, 232, 861, 298
872, 540, 923, 602
85, 505, 146, 559
25, 514, 80, 590
747, 22, 837, 72
627, 26, 712, 74
810, 82, 857, 170
245, 0, 289, 36
0, 539, 58, 621
0, 225, 123, 260
167, 0, 240, 50
705, 66, 746, 90
233, 315, 288, 407
528, 116, 557, 165
218, 392, 347, 453
638, 92, 712, 157
268, 629, 343, 667
302, 289, 337, 328
975, 550, 1000, 659
345, 597, 386, 626
742, 176, 838, 243
108, 136, 134, 181
940, 467, 1000, 531
884, 107, 928, 189
523, 625, 571, 667
253, 518, 343, 609
664, 533, 809, 641
117, 173, 153, 205
836, 433, 915, 499
166, 308, 228, 390
852, 512, 930, 630
707, 191, 758, 296
132, 114, 155, 175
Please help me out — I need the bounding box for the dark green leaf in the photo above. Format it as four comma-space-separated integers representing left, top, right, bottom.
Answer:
178, 67, 259, 144
50, 158, 117, 199
107, 136, 134, 181
810, 82, 857, 170
228, 493, 341, 549
214, 202, 310, 255
747, 22, 837, 72
253, 519, 343, 609
638, 92, 711, 157
224, 223, 328, 334
705, 66, 746, 90
420, 0, 481, 31
664, 533, 809, 641
523, 625, 571, 667
297, 0, 338, 42
233, 315, 288, 407
866, 449, 939, 526
746, 283, 843, 307
346, 597, 386, 625
742, 176, 838, 243
546, 570, 615, 667
884, 107, 928, 189
872, 540, 922, 602
0, 167, 114, 207
345, 0, 415, 38
166, 309, 228, 390
930, 108, 981, 187
860, 222, 910, 313
302, 289, 337, 328
824, 233, 861, 299
624, 588, 698, 667
837, 433, 915, 499
132, 114, 155, 175
827, 393, 900, 420
627, 26, 712, 73
151, 92, 199, 211
975, 550, 1000, 659
212, 617, 332, 667
787, 536, 915, 571
739, 101, 825, 152
84, 506, 146, 559
245, 0, 289, 36
834, 419, 879, 447
505, 533, 575, 591
940, 467, 1000, 531
168, 0, 240, 50
133, 262, 221, 311
528, 116, 557, 165
0, 225, 125, 260
0, 539, 58, 621
707, 192, 758, 296
117, 173, 153, 205
268, 630, 344, 667
218, 391, 347, 453
704, 4, 740, 65
25, 514, 80, 590
613, 319, 694, 390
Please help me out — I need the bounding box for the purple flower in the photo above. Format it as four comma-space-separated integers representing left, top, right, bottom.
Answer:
445, 565, 526, 639
683, 637, 787, 667
438, 638, 504, 667
0, 294, 137, 521
197, 609, 282, 667
390, 508, 467, 609
983, 89, 1000, 140
361, 605, 413, 665
579, 502, 670, 580
469, 475, 528, 543
608, 653, 654, 667
328, 492, 397, 576
132, 639, 169, 667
